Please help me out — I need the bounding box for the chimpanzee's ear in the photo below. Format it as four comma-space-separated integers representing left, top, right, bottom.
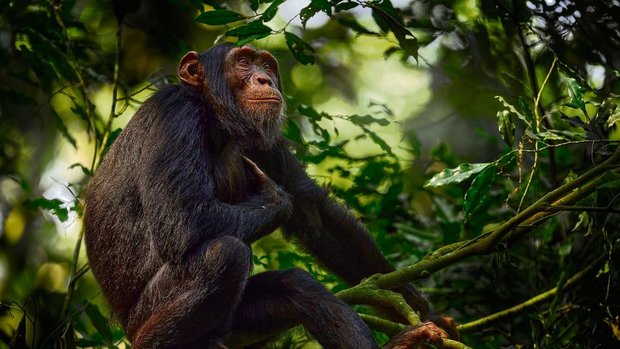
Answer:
178, 51, 203, 86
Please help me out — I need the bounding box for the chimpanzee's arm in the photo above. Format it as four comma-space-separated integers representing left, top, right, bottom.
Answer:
135, 109, 291, 264
248, 142, 432, 316
246, 140, 393, 283
247, 140, 431, 316
138, 152, 290, 263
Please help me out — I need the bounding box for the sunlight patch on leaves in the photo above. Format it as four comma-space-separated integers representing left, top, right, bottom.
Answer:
424, 163, 493, 188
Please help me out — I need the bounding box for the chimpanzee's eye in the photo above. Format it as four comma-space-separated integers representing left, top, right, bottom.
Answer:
238, 57, 250, 66
262, 62, 271, 70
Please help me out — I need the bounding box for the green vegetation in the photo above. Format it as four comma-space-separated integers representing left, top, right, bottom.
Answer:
1, 0, 619, 348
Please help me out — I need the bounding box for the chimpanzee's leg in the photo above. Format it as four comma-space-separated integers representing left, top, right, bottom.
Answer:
229, 268, 378, 349
125, 236, 252, 349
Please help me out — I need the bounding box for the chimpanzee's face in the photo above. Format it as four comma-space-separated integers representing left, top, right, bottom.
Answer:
224, 45, 283, 122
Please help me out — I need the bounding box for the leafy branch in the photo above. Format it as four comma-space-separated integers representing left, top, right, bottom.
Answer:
330, 144, 620, 346
354, 144, 619, 288
194, 0, 419, 65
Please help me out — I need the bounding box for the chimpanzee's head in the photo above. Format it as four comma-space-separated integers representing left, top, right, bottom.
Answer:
178, 43, 284, 148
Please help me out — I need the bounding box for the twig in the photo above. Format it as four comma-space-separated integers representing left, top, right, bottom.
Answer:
511, 1, 557, 185
542, 205, 620, 214
517, 58, 557, 212
60, 227, 84, 319
49, 2, 99, 172
96, 20, 125, 169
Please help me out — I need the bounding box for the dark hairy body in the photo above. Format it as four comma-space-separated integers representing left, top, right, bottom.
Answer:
85, 43, 451, 349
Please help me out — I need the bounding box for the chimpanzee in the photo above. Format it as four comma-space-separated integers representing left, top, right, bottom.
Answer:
84, 43, 453, 349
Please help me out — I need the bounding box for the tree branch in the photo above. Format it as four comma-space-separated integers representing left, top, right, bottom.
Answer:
360, 314, 406, 336
338, 281, 420, 326
541, 205, 620, 214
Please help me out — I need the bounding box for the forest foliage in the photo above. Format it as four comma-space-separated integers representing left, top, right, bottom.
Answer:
1, 0, 619, 348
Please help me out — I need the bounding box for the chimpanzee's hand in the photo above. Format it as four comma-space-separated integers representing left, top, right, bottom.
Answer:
383, 322, 448, 349
399, 284, 460, 340
426, 313, 459, 341
242, 156, 289, 204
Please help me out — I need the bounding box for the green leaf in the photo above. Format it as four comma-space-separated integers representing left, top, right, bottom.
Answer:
370, 4, 418, 59
383, 46, 400, 58
252, 255, 269, 268
336, 17, 378, 35
300, 0, 331, 27
424, 163, 493, 188
51, 108, 77, 149
370, 8, 390, 32
195, 9, 247, 25
565, 78, 586, 113
276, 250, 304, 269
284, 32, 315, 65
249, 0, 260, 11
349, 114, 390, 126
335, 1, 358, 12
597, 260, 611, 277
366, 129, 394, 156
70, 103, 88, 123
83, 301, 113, 344
518, 96, 535, 124
536, 130, 567, 141
10, 314, 26, 348
368, 100, 394, 116
37, 40, 77, 81
17, 45, 51, 86
297, 104, 323, 120
107, 128, 123, 149
593, 97, 617, 126
236, 33, 269, 46
226, 20, 271, 37
572, 211, 592, 235
284, 119, 303, 144
496, 96, 530, 127
68, 163, 92, 176
24, 198, 70, 222
226, 21, 272, 45
463, 165, 497, 220
261, 0, 284, 22
496, 110, 515, 146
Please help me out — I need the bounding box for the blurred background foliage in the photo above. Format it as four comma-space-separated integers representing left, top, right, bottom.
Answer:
1, 0, 619, 348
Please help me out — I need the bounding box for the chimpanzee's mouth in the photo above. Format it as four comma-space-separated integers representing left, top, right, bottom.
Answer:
248, 98, 281, 103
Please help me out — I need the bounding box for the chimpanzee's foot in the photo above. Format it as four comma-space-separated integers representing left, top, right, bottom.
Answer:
383, 321, 448, 349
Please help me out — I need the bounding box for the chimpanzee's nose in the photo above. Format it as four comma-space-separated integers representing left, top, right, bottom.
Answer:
256, 75, 272, 86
